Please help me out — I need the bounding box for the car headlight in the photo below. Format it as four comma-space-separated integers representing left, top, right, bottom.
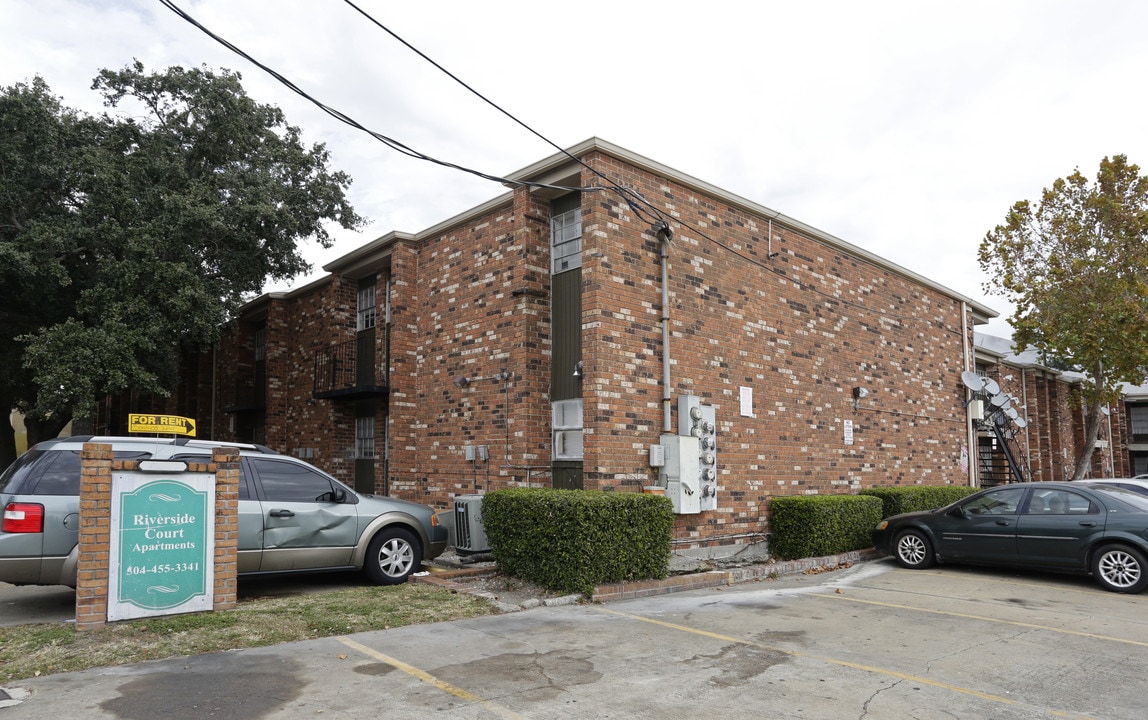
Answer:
875, 520, 889, 531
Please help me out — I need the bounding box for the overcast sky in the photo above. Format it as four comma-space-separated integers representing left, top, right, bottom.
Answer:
6, 1, 1148, 339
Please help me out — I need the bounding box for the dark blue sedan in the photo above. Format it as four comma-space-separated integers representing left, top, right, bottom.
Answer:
872, 482, 1148, 593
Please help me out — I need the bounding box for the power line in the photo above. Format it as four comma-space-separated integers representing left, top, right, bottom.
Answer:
159, 0, 589, 196
338, 0, 669, 230
160, 0, 959, 336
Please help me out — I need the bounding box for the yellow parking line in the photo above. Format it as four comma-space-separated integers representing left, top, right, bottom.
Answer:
337, 636, 525, 720
597, 608, 1093, 720
811, 593, 1148, 648
904, 568, 1107, 596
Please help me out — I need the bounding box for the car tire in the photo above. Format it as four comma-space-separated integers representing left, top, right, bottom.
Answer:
893, 529, 934, 569
1091, 544, 1148, 594
364, 527, 422, 585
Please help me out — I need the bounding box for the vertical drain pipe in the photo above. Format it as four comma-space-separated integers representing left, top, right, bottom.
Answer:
658, 223, 673, 433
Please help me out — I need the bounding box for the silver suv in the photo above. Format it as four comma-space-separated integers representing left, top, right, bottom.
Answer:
0, 436, 446, 587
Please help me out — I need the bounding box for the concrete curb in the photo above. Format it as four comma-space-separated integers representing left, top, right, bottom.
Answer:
415, 548, 883, 607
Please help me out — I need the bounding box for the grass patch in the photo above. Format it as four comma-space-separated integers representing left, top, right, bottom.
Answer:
0, 582, 497, 683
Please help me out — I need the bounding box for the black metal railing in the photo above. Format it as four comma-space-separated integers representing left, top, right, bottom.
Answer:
220, 376, 265, 413
313, 338, 388, 399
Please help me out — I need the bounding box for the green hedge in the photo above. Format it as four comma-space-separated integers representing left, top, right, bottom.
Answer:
769, 494, 883, 560
481, 488, 674, 596
859, 485, 979, 519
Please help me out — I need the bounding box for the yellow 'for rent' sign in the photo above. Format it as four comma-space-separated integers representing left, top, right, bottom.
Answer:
127, 414, 197, 437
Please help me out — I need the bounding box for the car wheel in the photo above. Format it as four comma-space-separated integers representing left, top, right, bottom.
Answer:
364, 528, 422, 585
1092, 544, 1148, 593
894, 529, 934, 569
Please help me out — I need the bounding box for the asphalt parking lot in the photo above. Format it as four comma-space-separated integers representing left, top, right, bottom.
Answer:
3, 559, 1146, 719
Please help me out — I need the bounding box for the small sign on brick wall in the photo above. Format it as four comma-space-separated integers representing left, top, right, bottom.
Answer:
843, 420, 854, 446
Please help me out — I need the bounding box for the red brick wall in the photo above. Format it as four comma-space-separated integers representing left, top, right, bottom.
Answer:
160, 149, 991, 542
575, 152, 972, 539
391, 194, 554, 503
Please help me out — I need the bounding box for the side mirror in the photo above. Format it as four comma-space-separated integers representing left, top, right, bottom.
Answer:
332, 488, 347, 503
948, 506, 966, 519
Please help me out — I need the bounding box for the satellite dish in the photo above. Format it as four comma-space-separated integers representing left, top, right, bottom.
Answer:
982, 378, 1001, 395
1014, 416, 1028, 429
960, 371, 985, 393
1005, 407, 1019, 420
990, 392, 1010, 408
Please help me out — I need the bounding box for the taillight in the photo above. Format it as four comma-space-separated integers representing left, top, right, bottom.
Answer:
2, 503, 45, 533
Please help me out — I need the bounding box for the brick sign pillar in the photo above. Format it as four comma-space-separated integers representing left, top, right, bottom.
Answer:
207, 446, 239, 612
75, 443, 239, 631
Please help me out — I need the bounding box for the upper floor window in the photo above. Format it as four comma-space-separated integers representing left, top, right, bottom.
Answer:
551, 207, 582, 275
1130, 405, 1148, 438
254, 323, 267, 362
357, 281, 377, 331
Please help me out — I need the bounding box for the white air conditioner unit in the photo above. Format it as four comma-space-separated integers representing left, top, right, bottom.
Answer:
454, 495, 490, 553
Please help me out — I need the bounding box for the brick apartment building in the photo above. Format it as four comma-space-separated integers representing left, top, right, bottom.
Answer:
100, 138, 1006, 554
973, 333, 1135, 483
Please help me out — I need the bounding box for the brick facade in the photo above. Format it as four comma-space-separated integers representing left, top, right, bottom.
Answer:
111, 140, 1009, 550
977, 358, 1133, 482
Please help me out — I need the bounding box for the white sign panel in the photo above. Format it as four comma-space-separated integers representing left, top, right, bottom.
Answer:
739, 386, 754, 417
108, 471, 215, 622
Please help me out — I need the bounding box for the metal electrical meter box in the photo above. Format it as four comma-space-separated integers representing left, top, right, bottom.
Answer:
659, 434, 701, 514
678, 395, 718, 511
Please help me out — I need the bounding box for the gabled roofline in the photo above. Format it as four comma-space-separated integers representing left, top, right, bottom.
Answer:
507, 138, 997, 320
313, 137, 996, 320
322, 193, 512, 278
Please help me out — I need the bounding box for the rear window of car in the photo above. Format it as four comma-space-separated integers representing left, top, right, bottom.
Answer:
0, 449, 47, 493
1092, 485, 1148, 513
27, 450, 153, 495
2, 448, 156, 495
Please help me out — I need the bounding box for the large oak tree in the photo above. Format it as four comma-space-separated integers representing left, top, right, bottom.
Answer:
979, 155, 1148, 480
0, 62, 365, 467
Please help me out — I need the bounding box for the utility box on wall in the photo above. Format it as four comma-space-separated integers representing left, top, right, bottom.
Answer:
679, 395, 719, 512
659, 434, 701, 514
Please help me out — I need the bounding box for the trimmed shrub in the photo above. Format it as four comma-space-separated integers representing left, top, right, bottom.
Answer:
860, 485, 979, 519
769, 494, 883, 560
481, 488, 674, 595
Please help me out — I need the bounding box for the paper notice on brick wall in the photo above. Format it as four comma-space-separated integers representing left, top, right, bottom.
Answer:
844, 420, 854, 445
740, 386, 754, 417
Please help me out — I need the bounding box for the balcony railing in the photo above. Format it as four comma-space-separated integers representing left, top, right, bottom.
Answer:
313, 337, 388, 400
220, 376, 265, 413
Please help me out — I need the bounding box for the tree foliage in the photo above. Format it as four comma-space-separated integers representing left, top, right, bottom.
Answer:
0, 62, 365, 466
979, 155, 1148, 480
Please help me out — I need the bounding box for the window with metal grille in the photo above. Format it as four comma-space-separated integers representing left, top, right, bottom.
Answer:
552, 399, 583, 460
355, 416, 375, 459
357, 283, 376, 331
551, 208, 582, 274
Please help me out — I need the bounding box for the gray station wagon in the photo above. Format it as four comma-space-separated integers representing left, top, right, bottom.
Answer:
0, 436, 446, 586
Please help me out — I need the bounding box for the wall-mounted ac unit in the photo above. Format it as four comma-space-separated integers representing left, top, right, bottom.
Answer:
454, 494, 490, 553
